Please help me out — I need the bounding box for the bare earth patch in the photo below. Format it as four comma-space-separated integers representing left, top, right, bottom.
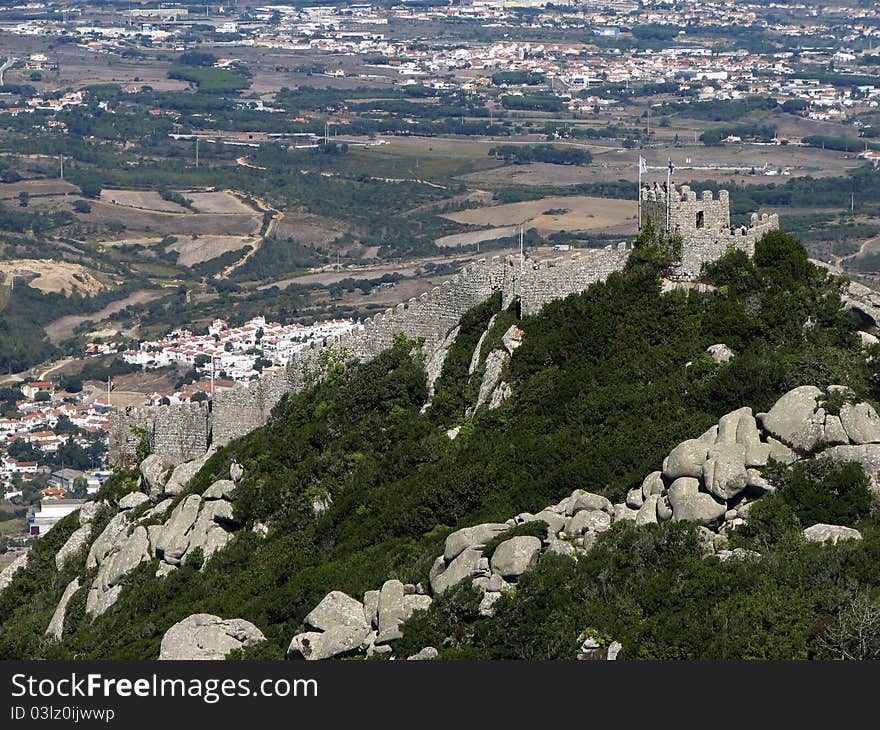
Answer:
0, 259, 106, 296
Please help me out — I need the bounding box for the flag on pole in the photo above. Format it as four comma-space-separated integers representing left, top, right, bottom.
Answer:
639, 156, 648, 175
108, 378, 115, 392
667, 159, 675, 176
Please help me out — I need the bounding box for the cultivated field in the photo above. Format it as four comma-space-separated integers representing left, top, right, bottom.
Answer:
442, 195, 637, 234
100, 190, 189, 213
169, 235, 255, 266
76, 200, 262, 238
186, 191, 256, 214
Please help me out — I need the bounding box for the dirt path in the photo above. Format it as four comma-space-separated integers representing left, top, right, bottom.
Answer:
836, 234, 880, 270
44, 289, 164, 344
235, 156, 267, 171
217, 191, 283, 279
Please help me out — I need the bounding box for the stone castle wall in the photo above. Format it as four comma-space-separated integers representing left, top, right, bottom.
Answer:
109, 190, 778, 465
503, 244, 632, 317
641, 185, 779, 279
108, 402, 211, 467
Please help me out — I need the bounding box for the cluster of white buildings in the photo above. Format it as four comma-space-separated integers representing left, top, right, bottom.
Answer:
122, 315, 356, 384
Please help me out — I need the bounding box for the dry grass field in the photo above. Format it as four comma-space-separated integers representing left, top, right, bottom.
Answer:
441, 194, 636, 237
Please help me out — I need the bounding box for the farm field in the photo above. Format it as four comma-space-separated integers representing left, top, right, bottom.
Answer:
442, 195, 637, 233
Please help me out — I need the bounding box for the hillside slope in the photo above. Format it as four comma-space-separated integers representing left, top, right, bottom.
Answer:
3, 231, 880, 660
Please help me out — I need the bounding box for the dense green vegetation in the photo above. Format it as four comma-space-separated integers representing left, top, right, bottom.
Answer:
488, 144, 592, 166
2, 230, 878, 659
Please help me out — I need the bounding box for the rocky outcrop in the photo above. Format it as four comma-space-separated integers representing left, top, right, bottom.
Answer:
803, 523, 863, 545
164, 450, 214, 496
139, 454, 174, 498
159, 614, 266, 660
475, 349, 509, 411
0, 551, 29, 596
55, 501, 100, 571
490, 536, 542, 578
45, 578, 80, 641
426, 325, 460, 398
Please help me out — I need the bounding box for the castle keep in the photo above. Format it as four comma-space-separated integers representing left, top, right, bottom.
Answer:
641, 184, 779, 279
109, 187, 779, 464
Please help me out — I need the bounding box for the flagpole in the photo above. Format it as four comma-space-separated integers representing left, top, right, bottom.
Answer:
666, 159, 672, 235
637, 157, 642, 231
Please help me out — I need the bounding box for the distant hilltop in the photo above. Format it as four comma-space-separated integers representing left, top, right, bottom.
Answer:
110, 188, 779, 465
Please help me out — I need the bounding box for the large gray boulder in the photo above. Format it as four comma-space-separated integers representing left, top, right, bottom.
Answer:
635, 494, 659, 526
758, 385, 824, 452
159, 614, 265, 660
490, 536, 542, 578
99, 525, 150, 590
164, 452, 212, 497
55, 525, 91, 571
840, 402, 880, 445
45, 578, 80, 641
363, 590, 380, 629
203, 479, 236, 500
803, 524, 863, 545
626, 487, 644, 509
139, 454, 174, 498
431, 547, 483, 595
119, 492, 149, 511
86, 512, 129, 570
569, 490, 613, 515
153, 495, 202, 564
670, 491, 726, 526
426, 325, 460, 398
822, 444, 880, 489
641, 471, 665, 500
702, 443, 749, 501
823, 415, 850, 446
377, 580, 407, 634
613, 504, 639, 522
0, 551, 29, 595
444, 523, 508, 562
288, 625, 370, 660
566, 509, 611, 536
663, 439, 709, 480
476, 349, 509, 411
304, 591, 368, 633
528, 511, 566, 536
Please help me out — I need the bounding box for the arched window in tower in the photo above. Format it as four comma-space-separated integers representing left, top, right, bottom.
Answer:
695, 210, 705, 229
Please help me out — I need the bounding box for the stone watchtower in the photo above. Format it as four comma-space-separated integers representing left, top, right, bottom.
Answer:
640, 184, 779, 279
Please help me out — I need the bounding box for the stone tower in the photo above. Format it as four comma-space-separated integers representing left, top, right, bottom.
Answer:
640, 184, 779, 279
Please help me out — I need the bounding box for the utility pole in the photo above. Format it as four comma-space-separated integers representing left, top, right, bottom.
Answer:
59, 154, 63, 180
195, 137, 199, 168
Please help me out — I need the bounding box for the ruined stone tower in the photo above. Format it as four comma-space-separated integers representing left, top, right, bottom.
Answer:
640, 184, 779, 279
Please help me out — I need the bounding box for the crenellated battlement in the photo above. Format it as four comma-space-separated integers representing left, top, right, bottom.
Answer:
640, 183, 778, 279
109, 190, 778, 465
